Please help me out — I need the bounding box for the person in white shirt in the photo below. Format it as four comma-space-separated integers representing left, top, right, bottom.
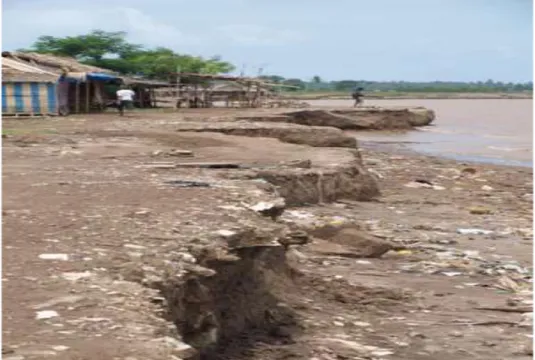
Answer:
116, 85, 135, 116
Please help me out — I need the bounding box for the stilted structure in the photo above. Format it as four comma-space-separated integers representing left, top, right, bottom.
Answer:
155, 73, 307, 109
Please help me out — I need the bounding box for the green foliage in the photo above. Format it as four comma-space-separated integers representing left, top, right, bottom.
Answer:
25, 30, 235, 80
32, 30, 135, 61
282, 78, 306, 91
279, 77, 533, 94
259, 75, 286, 84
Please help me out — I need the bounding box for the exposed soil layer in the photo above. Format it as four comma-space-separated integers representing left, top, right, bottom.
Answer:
174, 121, 358, 148
236, 107, 435, 130
2, 109, 532, 360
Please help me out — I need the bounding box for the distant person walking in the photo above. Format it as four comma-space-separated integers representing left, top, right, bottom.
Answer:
116, 85, 135, 116
352, 87, 364, 107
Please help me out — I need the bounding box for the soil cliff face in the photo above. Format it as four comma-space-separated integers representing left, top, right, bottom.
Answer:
236, 107, 435, 130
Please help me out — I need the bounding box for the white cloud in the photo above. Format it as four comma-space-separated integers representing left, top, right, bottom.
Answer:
117, 8, 199, 46
216, 24, 305, 46
2, 2, 199, 50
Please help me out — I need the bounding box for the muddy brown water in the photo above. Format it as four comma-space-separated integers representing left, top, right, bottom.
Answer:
308, 99, 533, 167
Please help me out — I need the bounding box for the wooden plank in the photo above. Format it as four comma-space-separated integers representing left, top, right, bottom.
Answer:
174, 162, 241, 169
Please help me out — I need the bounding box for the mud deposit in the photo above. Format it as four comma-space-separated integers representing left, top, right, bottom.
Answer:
2, 108, 532, 360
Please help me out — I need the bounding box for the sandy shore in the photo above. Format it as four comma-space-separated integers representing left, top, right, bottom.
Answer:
2, 109, 532, 360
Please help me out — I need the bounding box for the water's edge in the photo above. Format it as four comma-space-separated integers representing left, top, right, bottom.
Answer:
360, 140, 533, 168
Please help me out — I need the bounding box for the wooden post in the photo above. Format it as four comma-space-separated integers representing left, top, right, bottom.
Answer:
246, 82, 251, 107
177, 74, 181, 98
151, 88, 157, 108
85, 80, 90, 113
254, 84, 260, 108
140, 87, 144, 108
75, 81, 80, 114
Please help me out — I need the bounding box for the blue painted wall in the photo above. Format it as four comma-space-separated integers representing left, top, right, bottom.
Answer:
2, 82, 58, 115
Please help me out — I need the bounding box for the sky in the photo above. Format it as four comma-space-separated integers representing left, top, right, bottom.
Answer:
2, 0, 533, 82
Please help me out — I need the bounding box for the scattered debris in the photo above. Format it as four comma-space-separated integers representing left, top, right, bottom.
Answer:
38, 253, 69, 261
495, 276, 523, 293
174, 162, 241, 169
216, 229, 237, 238
404, 180, 445, 190
137, 162, 177, 169
249, 198, 286, 220
150, 337, 197, 359
51, 345, 69, 352
60, 272, 93, 281
35, 310, 59, 320
414, 179, 433, 186
456, 228, 494, 235
156, 149, 194, 157
469, 206, 493, 215
32, 295, 86, 310
442, 271, 463, 277
164, 180, 211, 187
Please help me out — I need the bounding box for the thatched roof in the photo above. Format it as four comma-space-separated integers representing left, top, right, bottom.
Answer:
175, 72, 266, 84
2, 70, 58, 83
211, 82, 269, 93
2, 57, 58, 82
2, 51, 115, 74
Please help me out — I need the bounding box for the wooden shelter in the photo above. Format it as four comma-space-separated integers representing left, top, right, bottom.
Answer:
122, 77, 170, 108
161, 72, 277, 108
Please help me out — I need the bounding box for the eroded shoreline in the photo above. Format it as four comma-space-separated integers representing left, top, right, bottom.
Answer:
2, 107, 532, 360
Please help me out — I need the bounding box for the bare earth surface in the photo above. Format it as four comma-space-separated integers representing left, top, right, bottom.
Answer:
2, 109, 533, 360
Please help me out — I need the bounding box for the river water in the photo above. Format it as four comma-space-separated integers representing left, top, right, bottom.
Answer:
308, 99, 533, 167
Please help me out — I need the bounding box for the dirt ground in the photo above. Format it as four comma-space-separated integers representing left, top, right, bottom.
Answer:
2, 109, 533, 360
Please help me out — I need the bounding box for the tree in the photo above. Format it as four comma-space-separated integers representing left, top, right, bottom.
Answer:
332, 80, 359, 91
31, 30, 135, 61
283, 78, 306, 91
259, 75, 285, 84
23, 30, 235, 79
312, 75, 322, 84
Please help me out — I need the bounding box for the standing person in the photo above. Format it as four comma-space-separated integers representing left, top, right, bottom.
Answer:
116, 85, 135, 116
352, 87, 364, 107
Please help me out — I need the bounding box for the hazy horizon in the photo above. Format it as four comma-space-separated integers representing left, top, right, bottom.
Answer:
3, 0, 533, 83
